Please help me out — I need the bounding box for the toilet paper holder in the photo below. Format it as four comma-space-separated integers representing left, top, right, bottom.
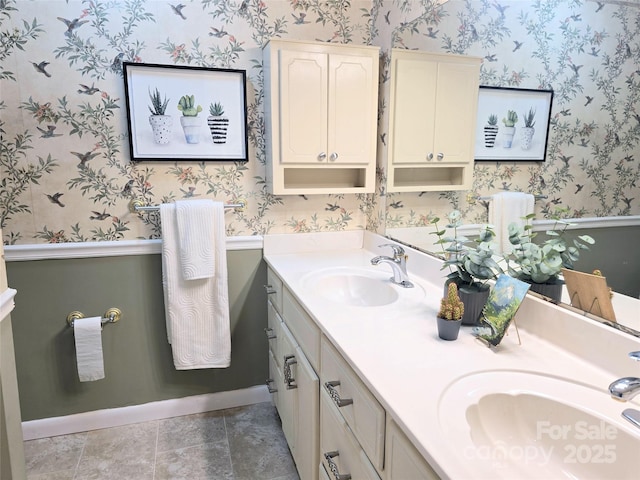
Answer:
67, 308, 121, 328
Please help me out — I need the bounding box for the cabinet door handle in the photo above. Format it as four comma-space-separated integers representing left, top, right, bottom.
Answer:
318, 152, 327, 161
329, 152, 339, 162
324, 451, 351, 480
437, 152, 444, 161
284, 355, 298, 389
265, 378, 277, 393
264, 284, 276, 295
264, 328, 276, 340
324, 380, 353, 407
427, 153, 434, 161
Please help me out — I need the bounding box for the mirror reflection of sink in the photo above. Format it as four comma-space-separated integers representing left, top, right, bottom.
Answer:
439, 371, 640, 479
300, 266, 425, 307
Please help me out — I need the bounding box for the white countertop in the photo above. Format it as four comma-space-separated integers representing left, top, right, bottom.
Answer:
264, 230, 640, 479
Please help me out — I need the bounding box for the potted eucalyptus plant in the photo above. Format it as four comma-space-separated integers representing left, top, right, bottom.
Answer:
148, 87, 171, 145
431, 210, 504, 325
436, 282, 465, 341
505, 212, 595, 302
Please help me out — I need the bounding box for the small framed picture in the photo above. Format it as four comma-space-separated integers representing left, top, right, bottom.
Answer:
123, 62, 248, 162
474, 86, 553, 162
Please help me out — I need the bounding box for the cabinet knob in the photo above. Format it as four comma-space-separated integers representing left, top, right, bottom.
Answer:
284, 355, 298, 389
264, 328, 276, 340
324, 451, 351, 480
324, 380, 353, 407
427, 153, 434, 161
318, 152, 327, 161
437, 152, 444, 161
265, 378, 277, 394
329, 152, 339, 162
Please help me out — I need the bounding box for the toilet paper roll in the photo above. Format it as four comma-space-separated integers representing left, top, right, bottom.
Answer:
73, 316, 105, 382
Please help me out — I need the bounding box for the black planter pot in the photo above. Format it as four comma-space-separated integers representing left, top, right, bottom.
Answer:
526, 279, 564, 303
437, 317, 462, 341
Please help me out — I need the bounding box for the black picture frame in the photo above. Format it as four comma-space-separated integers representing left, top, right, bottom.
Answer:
474, 86, 553, 162
123, 62, 248, 162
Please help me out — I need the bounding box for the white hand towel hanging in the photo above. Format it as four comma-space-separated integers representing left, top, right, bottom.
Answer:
489, 192, 535, 255
160, 200, 231, 370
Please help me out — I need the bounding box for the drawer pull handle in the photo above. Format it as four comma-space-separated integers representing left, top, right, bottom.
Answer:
324, 451, 351, 480
264, 284, 277, 295
265, 378, 277, 393
324, 381, 353, 407
264, 328, 277, 340
284, 355, 298, 389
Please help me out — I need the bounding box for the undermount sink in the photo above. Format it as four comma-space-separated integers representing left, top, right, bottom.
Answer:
300, 266, 425, 307
438, 371, 640, 479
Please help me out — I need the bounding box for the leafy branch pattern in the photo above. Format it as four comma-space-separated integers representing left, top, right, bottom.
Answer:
0, 0, 639, 246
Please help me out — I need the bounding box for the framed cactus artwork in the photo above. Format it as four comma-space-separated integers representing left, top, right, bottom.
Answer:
474, 86, 553, 162
123, 62, 248, 162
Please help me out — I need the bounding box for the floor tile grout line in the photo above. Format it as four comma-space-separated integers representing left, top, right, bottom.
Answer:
71, 431, 88, 480
222, 413, 236, 479
152, 420, 160, 480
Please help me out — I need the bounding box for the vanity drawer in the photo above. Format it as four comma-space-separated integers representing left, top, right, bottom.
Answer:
283, 289, 320, 372
320, 392, 382, 480
266, 267, 283, 314
320, 338, 385, 471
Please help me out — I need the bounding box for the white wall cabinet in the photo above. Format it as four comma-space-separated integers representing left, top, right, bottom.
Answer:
263, 39, 379, 195
387, 49, 481, 192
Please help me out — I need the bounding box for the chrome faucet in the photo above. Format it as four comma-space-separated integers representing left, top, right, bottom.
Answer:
609, 351, 640, 430
609, 351, 640, 401
371, 244, 414, 288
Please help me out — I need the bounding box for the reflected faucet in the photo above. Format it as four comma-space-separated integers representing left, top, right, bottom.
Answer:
371, 244, 414, 288
609, 351, 640, 430
609, 351, 640, 401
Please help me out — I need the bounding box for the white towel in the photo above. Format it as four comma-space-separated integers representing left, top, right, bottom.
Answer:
489, 192, 535, 255
74, 316, 105, 382
176, 199, 216, 280
160, 201, 231, 369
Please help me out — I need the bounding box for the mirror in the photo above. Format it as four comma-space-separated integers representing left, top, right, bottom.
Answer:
385, 218, 640, 337
378, 1, 640, 338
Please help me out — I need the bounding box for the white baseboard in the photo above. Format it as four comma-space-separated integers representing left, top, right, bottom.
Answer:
22, 385, 271, 441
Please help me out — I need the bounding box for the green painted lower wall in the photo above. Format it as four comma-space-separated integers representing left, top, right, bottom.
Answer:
539, 225, 640, 299
6, 250, 267, 421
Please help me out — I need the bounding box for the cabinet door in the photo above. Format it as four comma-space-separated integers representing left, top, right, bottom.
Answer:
433, 61, 480, 164
279, 323, 298, 448
390, 57, 438, 165
279, 49, 328, 164
293, 345, 319, 480
328, 53, 376, 165
386, 419, 439, 480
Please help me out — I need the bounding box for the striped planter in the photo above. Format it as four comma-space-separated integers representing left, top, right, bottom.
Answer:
207, 116, 229, 144
483, 125, 498, 148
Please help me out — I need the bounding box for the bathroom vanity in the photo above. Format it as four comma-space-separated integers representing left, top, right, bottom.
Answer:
263, 230, 640, 479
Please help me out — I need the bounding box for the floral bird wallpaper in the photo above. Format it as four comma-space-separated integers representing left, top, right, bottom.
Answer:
1, 0, 639, 245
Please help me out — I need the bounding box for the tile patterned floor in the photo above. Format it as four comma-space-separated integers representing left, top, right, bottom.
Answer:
23, 402, 300, 480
